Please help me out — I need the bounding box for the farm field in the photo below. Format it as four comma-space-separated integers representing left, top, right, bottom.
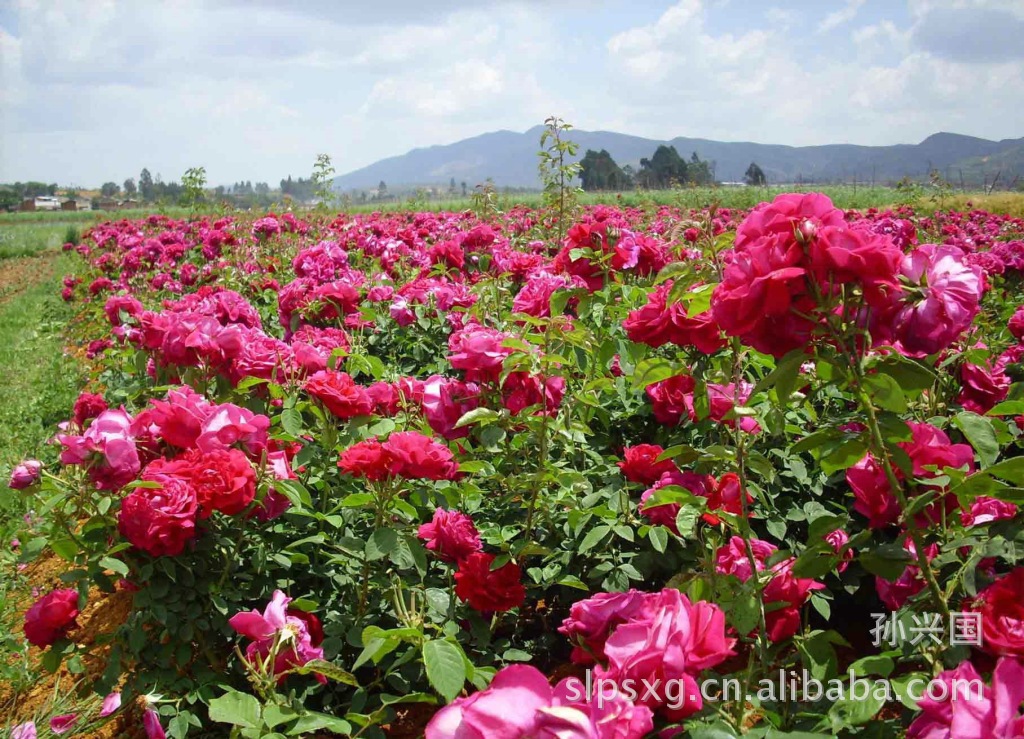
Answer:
3, 190, 1024, 739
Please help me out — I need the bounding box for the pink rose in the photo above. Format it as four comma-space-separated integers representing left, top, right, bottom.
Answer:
448, 325, 513, 382
229, 590, 325, 684
417, 509, 482, 563
9, 460, 42, 489
908, 658, 1024, 739
886, 244, 983, 357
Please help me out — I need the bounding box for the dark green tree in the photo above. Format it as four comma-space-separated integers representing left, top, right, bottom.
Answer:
123, 178, 137, 197
638, 145, 688, 188
139, 168, 154, 201
744, 162, 767, 186
100, 182, 121, 197
579, 149, 629, 191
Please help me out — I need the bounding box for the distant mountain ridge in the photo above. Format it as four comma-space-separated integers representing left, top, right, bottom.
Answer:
333, 127, 1024, 191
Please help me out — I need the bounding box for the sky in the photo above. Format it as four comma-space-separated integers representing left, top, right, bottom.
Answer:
2, 0, 1023, 187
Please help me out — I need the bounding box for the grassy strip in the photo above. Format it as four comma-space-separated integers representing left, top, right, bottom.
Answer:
0, 249, 84, 705
0, 251, 82, 470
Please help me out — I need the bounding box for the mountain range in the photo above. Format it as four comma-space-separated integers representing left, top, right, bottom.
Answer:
333, 126, 1024, 191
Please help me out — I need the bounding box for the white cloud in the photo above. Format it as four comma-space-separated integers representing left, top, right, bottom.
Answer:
1, 0, 1022, 186
603, 0, 1024, 147
818, 0, 866, 33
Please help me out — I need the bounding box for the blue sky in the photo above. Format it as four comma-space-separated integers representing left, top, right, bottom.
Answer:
1, 0, 1022, 187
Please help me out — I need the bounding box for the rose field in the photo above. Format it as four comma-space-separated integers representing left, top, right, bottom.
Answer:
6, 192, 1024, 738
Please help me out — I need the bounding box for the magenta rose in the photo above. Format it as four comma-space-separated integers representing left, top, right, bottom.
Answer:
9, 460, 42, 490
23, 589, 80, 647
417, 508, 482, 563
118, 471, 199, 557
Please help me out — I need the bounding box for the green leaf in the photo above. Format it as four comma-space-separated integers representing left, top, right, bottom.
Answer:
50, 538, 78, 562
454, 407, 501, 429
579, 525, 611, 553
828, 684, 887, 729
288, 712, 353, 735
675, 505, 700, 538
274, 479, 312, 509
983, 457, 1024, 485
339, 493, 374, 508
728, 592, 760, 635
630, 359, 678, 391
648, 526, 668, 553
987, 400, 1024, 416
365, 528, 399, 561
292, 659, 359, 686
752, 349, 805, 403
653, 261, 692, 285
849, 655, 894, 678
953, 412, 999, 467
208, 691, 261, 728
859, 543, 912, 581
820, 438, 868, 475
98, 556, 129, 577
864, 374, 907, 413
422, 639, 467, 703
280, 408, 304, 437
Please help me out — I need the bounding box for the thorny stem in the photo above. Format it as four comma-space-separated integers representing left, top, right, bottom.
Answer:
524, 316, 556, 542
728, 338, 771, 730
809, 279, 950, 623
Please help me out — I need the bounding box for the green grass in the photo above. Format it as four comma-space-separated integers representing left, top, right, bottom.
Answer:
0, 252, 82, 469
0, 249, 83, 695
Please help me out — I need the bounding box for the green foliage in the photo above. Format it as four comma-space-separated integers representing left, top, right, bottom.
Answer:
538, 115, 582, 240
311, 153, 336, 210
180, 166, 208, 214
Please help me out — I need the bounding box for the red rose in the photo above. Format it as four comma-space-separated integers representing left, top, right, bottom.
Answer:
305, 370, 373, 419
808, 225, 902, 304
455, 553, 526, 612
618, 444, 677, 486
623, 282, 724, 353
73, 392, 108, 428
645, 375, 695, 426
1009, 307, 1024, 340
382, 431, 459, 481
958, 361, 1010, 414
703, 472, 753, 525
159, 448, 256, 517
24, 589, 80, 647
972, 568, 1024, 657
418, 508, 482, 563
118, 471, 198, 557
338, 439, 390, 481
710, 233, 817, 357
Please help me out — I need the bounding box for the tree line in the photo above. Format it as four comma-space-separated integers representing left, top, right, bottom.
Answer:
578, 145, 769, 190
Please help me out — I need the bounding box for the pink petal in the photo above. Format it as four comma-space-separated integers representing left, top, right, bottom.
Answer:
100, 691, 122, 717
228, 611, 274, 640
50, 714, 77, 734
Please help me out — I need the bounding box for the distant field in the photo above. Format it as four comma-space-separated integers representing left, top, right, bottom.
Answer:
3, 188, 1022, 235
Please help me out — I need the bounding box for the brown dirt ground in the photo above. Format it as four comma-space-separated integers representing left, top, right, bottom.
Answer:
0, 552, 142, 737
0, 251, 62, 304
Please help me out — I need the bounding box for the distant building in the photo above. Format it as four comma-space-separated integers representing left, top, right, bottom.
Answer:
96, 197, 119, 210
61, 199, 92, 211
20, 195, 62, 211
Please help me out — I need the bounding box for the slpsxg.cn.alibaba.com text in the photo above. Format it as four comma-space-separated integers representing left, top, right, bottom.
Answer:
560, 669, 986, 711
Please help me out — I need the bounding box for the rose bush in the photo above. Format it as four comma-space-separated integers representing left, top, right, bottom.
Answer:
6, 193, 1024, 737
